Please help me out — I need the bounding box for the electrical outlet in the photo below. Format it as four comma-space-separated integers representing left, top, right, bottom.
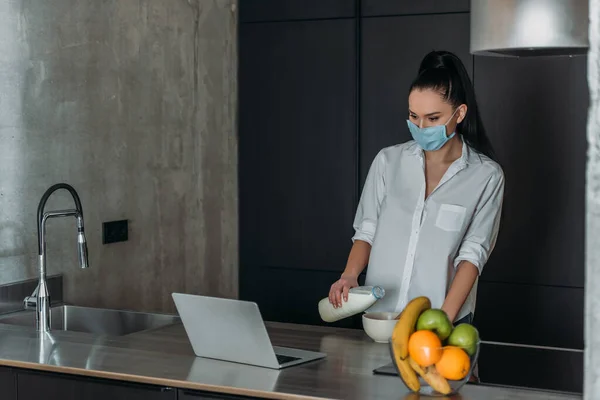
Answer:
103, 220, 128, 244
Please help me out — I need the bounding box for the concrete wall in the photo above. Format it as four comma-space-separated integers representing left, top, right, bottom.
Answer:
587, 0, 600, 398
0, 0, 238, 313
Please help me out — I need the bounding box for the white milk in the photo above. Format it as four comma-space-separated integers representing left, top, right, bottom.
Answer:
318, 286, 385, 323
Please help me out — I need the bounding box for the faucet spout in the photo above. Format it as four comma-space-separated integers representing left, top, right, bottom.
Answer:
30, 183, 91, 332
77, 216, 89, 269
37, 184, 85, 257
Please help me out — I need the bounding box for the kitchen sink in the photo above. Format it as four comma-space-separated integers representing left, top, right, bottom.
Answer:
0, 305, 180, 336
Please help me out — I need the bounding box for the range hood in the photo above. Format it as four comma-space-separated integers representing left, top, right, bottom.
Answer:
471, 0, 589, 57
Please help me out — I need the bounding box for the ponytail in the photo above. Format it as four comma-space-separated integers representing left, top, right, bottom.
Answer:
409, 50, 498, 163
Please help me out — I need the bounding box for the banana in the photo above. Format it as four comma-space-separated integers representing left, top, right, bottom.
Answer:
391, 296, 431, 360
408, 358, 452, 395
394, 356, 420, 392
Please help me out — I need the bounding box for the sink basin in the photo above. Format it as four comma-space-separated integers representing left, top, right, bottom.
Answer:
0, 305, 180, 336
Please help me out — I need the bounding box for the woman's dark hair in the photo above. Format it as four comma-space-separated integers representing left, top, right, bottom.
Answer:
409, 50, 498, 163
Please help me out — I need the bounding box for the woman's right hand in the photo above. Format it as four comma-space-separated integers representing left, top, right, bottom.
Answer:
328, 275, 359, 308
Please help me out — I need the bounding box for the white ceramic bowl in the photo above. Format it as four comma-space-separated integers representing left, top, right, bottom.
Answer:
362, 311, 400, 343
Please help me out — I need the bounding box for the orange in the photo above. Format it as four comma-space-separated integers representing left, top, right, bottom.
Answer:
407, 330, 442, 367
435, 346, 471, 380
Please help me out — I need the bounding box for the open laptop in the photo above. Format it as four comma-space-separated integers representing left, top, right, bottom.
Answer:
172, 293, 327, 369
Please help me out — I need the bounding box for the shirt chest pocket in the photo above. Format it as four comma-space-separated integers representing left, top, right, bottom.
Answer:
435, 204, 467, 232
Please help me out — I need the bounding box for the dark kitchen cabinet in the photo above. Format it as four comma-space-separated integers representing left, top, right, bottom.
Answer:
179, 389, 255, 399
478, 343, 583, 393
360, 12, 472, 184
239, 16, 358, 325
239, 19, 357, 272
240, 0, 356, 22
474, 55, 588, 288
0, 367, 16, 400
472, 54, 587, 355
16, 369, 176, 400
361, 0, 470, 16
474, 281, 584, 349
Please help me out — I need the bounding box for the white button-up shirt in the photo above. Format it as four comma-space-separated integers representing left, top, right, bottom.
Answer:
352, 139, 505, 321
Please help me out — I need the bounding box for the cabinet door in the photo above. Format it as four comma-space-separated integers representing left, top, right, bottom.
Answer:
472, 54, 587, 354
478, 343, 583, 393
179, 389, 254, 399
81, 378, 176, 400
474, 55, 588, 288
240, 0, 355, 22
360, 13, 472, 184
17, 370, 81, 400
475, 282, 584, 349
239, 20, 357, 272
16, 370, 176, 400
0, 367, 16, 400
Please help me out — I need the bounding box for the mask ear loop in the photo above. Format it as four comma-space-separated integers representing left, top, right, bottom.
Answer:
444, 107, 460, 126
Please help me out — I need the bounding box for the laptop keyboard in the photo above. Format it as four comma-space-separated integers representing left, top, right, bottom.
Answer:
276, 354, 301, 365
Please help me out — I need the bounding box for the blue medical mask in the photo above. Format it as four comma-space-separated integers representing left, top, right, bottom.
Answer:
406, 107, 460, 151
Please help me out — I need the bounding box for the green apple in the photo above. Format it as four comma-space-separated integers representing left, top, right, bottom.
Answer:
415, 309, 453, 341
447, 323, 480, 356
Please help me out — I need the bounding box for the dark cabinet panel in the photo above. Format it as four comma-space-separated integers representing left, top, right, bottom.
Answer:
240, 0, 356, 23
478, 343, 583, 393
475, 55, 588, 288
0, 367, 16, 400
17, 371, 82, 399
81, 379, 175, 400
239, 20, 357, 271
240, 265, 366, 328
179, 389, 255, 399
16, 370, 176, 400
360, 13, 472, 184
474, 281, 584, 349
362, 0, 469, 17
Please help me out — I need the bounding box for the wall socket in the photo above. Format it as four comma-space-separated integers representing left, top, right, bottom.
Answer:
102, 220, 129, 244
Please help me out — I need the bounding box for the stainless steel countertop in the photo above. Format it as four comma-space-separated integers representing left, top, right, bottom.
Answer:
0, 319, 582, 400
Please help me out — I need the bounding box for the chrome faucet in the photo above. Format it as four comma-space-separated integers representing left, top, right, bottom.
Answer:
24, 183, 90, 332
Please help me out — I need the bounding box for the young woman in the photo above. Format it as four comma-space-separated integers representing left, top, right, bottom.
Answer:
328, 50, 504, 328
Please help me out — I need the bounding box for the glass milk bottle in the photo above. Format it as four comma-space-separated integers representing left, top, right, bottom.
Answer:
318, 286, 385, 322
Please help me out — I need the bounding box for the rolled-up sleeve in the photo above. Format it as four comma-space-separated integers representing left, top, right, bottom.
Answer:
454, 168, 505, 274
352, 150, 387, 245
